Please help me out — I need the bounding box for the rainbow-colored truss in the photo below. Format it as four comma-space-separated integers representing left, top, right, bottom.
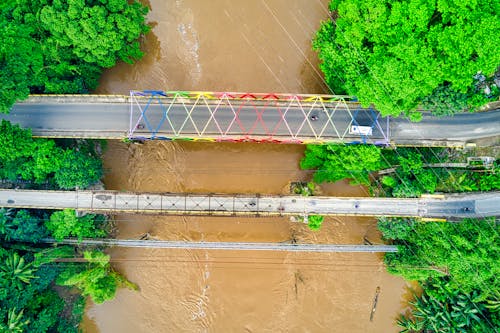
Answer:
128, 90, 390, 145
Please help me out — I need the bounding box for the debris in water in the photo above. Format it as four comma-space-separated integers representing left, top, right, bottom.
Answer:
370, 287, 381, 322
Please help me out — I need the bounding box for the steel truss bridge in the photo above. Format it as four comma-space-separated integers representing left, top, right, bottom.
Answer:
1, 189, 498, 219
128, 90, 389, 145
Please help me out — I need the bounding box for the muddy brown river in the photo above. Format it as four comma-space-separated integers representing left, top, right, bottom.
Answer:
84, 1, 409, 332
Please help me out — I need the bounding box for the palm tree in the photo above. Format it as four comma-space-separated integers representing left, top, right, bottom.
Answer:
485, 290, 500, 312
0, 308, 30, 333
0, 252, 36, 289
0, 208, 15, 241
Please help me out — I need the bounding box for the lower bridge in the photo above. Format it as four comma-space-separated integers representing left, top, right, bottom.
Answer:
0, 189, 498, 219
39, 238, 397, 253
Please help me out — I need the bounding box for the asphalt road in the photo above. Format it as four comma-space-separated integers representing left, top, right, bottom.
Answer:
2, 96, 499, 144
1, 189, 498, 219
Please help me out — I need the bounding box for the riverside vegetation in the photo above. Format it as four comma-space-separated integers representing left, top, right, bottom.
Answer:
313, 0, 500, 119
300, 143, 499, 332
0, 0, 150, 113
0, 120, 138, 331
0, 0, 149, 328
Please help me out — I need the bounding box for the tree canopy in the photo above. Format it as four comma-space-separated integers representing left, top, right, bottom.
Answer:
379, 217, 500, 332
314, 0, 500, 117
0, 207, 135, 330
46, 209, 106, 241
57, 250, 138, 304
379, 217, 500, 299
300, 144, 384, 184
0, 0, 150, 113
0, 120, 103, 189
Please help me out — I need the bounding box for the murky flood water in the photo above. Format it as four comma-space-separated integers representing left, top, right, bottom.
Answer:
85, 0, 408, 332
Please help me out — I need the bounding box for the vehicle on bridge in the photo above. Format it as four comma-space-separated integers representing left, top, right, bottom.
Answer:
349, 125, 373, 136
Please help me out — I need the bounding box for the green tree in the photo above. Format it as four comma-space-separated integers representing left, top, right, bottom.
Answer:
0, 252, 36, 290
57, 251, 137, 304
381, 217, 500, 299
0, 0, 150, 113
0, 120, 103, 189
54, 149, 103, 189
308, 215, 325, 231
377, 216, 416, 241
0, 244, 132, 332
300, 144, 383, 184
314, 0, 500, 117
0, 308, 30, 333
45, 209, 106, 242
0, 209, 49, 243
0, 120, 34, 167
21, 140, 63, 183
397, 279, 498, 333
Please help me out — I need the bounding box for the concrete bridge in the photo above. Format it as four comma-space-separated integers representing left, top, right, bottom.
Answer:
3, 92, 499, 146
1, 189, 498, 219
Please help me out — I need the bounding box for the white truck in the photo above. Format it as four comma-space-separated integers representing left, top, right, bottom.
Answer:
349, 125, 373, 136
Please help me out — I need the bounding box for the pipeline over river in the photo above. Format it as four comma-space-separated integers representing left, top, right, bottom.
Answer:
39, 238, 397, 253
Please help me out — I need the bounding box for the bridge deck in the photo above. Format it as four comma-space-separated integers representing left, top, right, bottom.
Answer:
1, 189, 498, 219
3, 93, 499, 145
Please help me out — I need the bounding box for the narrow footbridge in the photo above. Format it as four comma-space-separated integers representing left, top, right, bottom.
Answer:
3, 91, 500, 146
1, 189, 498, 219
39, 238, 397, 253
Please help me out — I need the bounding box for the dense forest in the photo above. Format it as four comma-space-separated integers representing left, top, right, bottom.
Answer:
0, 119, 137, 330
0, 207, 137, 332
313, 0, 500, 119
0, 0, 149, 330
0, 120, 102, 189
379, 217, 500, 332
0, 0, 150, 113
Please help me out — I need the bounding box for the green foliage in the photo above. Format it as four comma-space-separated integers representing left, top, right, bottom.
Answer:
421, 84, 469, 116
435, 167, 500, 193
0, 120, 103, 189
0, 245, 134, 332
33, 246, 75, 267
300, 144, 383, 184
0, 252, 36, 290
381, 217, 500, 300
0, 209, 49, 243
485, 291, 500, 313
377, 216, 416, 241
292, 182, 317, 196
398, 279, 498, 333
0, 308, 30, 333
381, 149, 443, 197
408, 112, 423, 122
381, 175, 397, 188
54, 149, 103, 189
45, 209, 107, 242
314, 0, 500, 117
57, 250, 138, 304
307, 215, 325, 231
381, 217, 500, 331
0, 0, 150, 113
